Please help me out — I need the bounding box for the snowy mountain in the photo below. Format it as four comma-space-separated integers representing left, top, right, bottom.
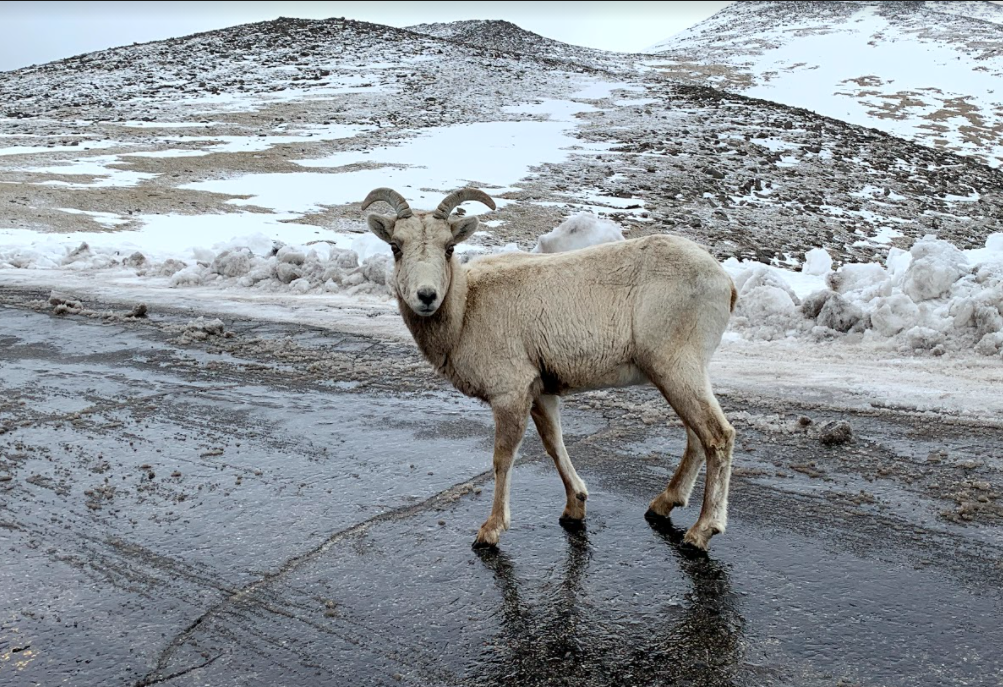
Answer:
647, 1, 1003, 166
1, 15, 999, 261
1, 14, 1002, 358
0, 16, 620, 122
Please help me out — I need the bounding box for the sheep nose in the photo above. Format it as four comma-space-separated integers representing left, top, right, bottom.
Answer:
417, 288, 437, 305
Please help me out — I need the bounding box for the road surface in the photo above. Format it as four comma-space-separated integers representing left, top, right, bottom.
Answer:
1, 288, 1002, 686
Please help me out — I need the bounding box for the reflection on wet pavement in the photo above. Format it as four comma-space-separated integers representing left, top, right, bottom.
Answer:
473, 515, 746, 687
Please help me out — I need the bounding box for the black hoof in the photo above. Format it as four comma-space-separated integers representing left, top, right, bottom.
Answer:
471, 539, 499, 551
677, 540, 711, 560
644, 508, 670, 523
645, 510, 684, 541
558, 515, 586, 532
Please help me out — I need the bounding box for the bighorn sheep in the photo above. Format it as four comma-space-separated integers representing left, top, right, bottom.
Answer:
362, 187, 737, 550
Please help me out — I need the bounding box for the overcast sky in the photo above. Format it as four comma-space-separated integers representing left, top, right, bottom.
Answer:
0, 1, 732, 72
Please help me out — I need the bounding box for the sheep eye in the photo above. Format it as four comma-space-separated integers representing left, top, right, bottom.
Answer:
390, 243, 402, 260
445, 245, 455, 258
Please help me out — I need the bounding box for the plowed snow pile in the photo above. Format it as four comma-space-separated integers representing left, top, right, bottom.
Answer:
725, 234, 1003, 357
2, 213, 1001, 359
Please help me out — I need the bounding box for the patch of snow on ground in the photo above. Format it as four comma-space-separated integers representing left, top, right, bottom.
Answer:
158, 123, 372, 155
56, 209, 131, 228
613, 98, 661, 107
26, 155, 157, 188
120, 149, 214, 159
187, 99, 611, 215
752, 138, 801, 153
851, 184, 907, 202
0, 140, 127, 157
119, 121, 218, 129
572, 82, 644, 100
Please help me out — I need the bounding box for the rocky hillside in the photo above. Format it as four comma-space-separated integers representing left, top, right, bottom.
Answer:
0, 12, 1001, 269
407, 19, 636, 71
0, 16, 616, 121
647, 0, 1003, 166
558, 83, 1003, 264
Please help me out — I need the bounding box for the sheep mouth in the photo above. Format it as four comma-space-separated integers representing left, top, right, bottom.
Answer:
413, 304, 439, 317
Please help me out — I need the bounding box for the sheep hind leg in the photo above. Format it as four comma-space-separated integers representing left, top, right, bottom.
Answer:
531, 394, 589, 524
474, 394, 531, 548
646, 425, 704, 519
645, 359, 735, 551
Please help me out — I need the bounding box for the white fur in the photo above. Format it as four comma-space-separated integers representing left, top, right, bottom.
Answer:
366, 189, 738, 550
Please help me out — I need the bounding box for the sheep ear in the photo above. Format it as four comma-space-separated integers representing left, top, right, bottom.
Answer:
367, 214, 395, 243
449, 216, 479, 244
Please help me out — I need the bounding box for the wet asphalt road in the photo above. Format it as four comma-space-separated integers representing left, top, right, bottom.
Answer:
1, 298, 1003, 687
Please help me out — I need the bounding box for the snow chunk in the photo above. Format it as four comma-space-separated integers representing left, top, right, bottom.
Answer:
828, 262, 887, 295
328, 248, 360, 270
736, 265, 800, 305
211, 249, 253, 278
360, 255, 392, 286
801, 290, 831, 319
124, 252, 147, 269
817, 293, 863, 333
903, 236, 968, 302
61, 242, 93, 267
871, 294, 920, 336
170, 264, 208, 287
351, 233, 391, 263
734, 283, 799, 341
973, 305, 1003, 340
276, 246, 306, 266
176, 316, 230, 343
743, 286, 797, 316
155, 259, 187, 277
886, 247, 911, 277
819, 420, 853, 446
276, 262, 303, 284
533, 213, 624, 253
802, 248, 832, 276
975, 332, 1003, 356
905, 326, 945, 351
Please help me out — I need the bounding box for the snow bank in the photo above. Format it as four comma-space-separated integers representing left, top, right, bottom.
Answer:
514, 220, 1001, 359
725, 233, 1003, 358
0, 233, 395, 299
2, 208, 1001, 360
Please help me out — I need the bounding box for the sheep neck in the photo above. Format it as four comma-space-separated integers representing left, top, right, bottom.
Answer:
398, 258, 466, 373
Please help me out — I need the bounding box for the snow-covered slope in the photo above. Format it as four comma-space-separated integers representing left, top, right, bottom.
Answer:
647, 1, 1003, 166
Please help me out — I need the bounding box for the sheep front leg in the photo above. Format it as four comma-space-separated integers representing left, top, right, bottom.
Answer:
474, 395, 530, 548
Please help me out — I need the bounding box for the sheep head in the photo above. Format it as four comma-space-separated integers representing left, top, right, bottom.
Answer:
362, 187, 496, 317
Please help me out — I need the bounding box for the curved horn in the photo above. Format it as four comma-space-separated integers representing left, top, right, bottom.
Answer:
432, 188, 496, 219
361, 188, 413, 219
